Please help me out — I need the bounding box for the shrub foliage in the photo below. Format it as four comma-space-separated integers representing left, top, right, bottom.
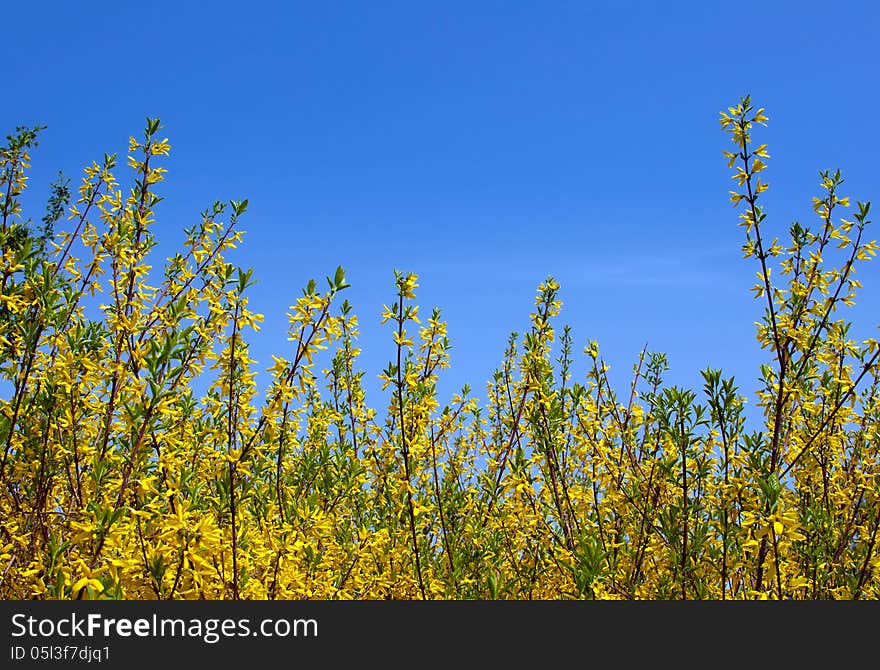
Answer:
1, 97, 878, 599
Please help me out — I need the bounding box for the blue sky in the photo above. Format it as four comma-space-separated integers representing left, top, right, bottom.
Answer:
5, 1, 879, 418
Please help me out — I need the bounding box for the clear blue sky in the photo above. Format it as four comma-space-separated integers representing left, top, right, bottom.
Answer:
5, 1, 880, 418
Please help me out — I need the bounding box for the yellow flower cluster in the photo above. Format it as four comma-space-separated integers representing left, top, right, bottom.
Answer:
0, 102, 878, 600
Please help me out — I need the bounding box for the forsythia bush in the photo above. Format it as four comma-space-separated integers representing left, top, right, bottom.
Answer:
1, 97, 878, 600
